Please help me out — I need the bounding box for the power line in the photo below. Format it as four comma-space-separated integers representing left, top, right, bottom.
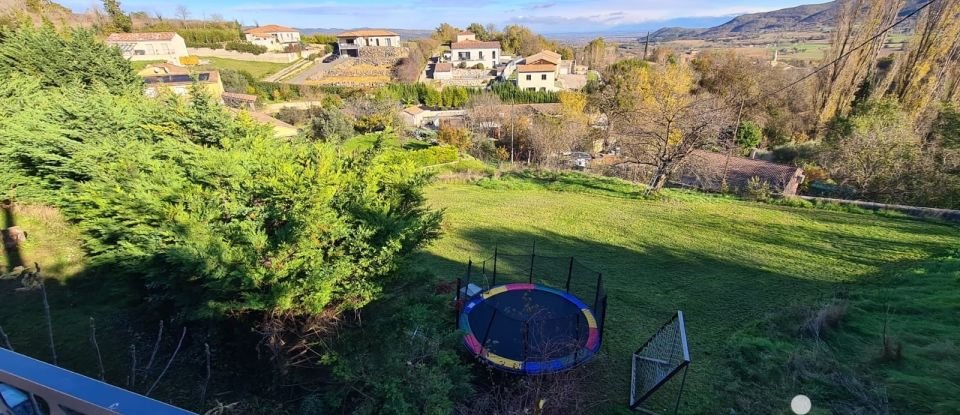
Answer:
711, 0, 939, 113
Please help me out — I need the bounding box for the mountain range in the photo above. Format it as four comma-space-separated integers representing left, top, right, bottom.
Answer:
651, 0, 927, 41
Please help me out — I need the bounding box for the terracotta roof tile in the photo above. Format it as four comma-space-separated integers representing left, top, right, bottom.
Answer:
524, 50, 561, 65
337, 29, 399, 37
451, 40, 501, 50
517, 64, 557, 73
244, 25, 298, 34
106, 32, 177, 42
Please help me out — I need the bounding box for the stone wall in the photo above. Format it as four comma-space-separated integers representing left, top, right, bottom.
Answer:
358, 46, 409, 66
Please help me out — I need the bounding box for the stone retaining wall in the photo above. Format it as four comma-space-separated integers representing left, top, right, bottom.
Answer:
358, 46, 409, 66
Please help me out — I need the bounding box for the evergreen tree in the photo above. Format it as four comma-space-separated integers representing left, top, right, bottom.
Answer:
102, 0, 132, 33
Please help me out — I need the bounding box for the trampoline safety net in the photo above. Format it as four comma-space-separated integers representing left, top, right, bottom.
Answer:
629, 311, 690, 414
455, 248, 608, 375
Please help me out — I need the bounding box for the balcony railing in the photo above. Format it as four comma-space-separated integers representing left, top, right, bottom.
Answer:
0, 348, 196, 415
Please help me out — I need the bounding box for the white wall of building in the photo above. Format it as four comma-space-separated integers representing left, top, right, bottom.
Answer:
110, 34, 188, 62
245, 31, 301, 52
452, 47, 500, 69
517, 71, 559, 92
340, 35, 401, 47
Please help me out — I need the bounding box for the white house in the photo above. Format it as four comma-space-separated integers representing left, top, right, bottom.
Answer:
336, 29, 401, 57
433, 62, 453, 80
517, 64, 559, 92
516, 50, 563, 91
105, 32, 188, 62
244, 25, 301, 52
450, 35, 501, 69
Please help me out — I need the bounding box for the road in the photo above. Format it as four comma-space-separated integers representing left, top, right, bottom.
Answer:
286, 56, 351, 85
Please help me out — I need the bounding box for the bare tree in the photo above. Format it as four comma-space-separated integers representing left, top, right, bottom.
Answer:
615, 64, 731, 191
89, 318, 105, 381
145, 327, 187, 396
815, 0, 904, 124
174, 4, 190, 26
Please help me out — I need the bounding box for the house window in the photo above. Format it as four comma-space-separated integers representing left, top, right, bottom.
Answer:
526, 74, 532, 80
540, 87, 546, 92
386, 38, 392, 46
479, 51, 484, 59
526, 87, 536, 91
134, 49, 146, 55
376, 38, 380, 46
493, 51, 497, 59
459, 51, 471, 60
541, 74, 547, 80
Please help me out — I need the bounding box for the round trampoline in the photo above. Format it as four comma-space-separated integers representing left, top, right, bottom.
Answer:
459, 283, 602, 375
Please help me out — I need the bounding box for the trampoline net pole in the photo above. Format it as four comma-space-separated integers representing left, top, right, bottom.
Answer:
492, 247, 498, 287
481, 309, 498, 348
466, 259, 473, 290
594, 273, 603, 311
455, 278, 462, 327
528, 251, 535, 284
565, 257, 574, 293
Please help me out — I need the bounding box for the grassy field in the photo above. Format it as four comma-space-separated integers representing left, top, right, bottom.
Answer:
3, 172, 957, 413
414, 172, 960, 413
198, 57, 289, 79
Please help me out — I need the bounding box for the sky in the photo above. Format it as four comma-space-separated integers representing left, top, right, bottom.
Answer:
59, 0, 822, 33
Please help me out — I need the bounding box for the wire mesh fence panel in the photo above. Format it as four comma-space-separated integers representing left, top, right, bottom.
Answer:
630, 312, 690, 414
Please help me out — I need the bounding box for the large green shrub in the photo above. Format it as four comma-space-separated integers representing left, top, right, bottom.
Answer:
0, 24, 442, 321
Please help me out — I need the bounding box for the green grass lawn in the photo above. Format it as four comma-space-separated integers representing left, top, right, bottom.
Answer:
414, 172, 960, 413
129, 60, 166, 71
3, 171, 957, 413
198, 57, 289, 79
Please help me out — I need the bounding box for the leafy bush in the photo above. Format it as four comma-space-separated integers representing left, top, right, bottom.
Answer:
1, 25, 442, 324
437, 125, 472, 151
771, 142, 820, 164
314, 281, 473, 414
226, 41, 268, 55
219, 68, 254, 93
746, 176, 772, 201
307, 106, 355, 142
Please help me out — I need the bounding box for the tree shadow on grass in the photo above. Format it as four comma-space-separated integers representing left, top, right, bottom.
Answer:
410, 222, 957, 413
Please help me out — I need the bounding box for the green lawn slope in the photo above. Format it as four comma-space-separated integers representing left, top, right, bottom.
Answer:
416, 172, 959, 413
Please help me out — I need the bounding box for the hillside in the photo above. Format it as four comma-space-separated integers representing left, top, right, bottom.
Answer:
653, 0, 927, 40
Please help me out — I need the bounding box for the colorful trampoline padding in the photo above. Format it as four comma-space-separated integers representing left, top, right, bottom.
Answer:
459, 283, 601, 375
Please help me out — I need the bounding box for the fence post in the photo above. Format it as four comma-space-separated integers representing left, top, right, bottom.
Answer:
492, 247, 498, 287
565, 257, 574, 292
594, 273, 603, 311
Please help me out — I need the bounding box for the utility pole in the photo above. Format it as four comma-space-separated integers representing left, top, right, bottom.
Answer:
643, 32, 650, 60
510, 104, 515, 163
722, 98, 745, 191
